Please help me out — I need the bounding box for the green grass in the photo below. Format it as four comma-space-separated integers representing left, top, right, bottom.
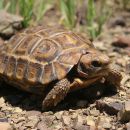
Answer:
0, 0, 111, 39
86, 0, 110, 39
86, 0, 96, 39
18, 0, 34, 27
59, 0, 76, 28
8, 0, 17, 13
34, 0, 52, 22
122, 0, 130, 10
0, 0, 4, 10
0, 0, 52, 27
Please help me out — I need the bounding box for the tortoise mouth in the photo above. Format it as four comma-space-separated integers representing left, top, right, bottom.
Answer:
93, 67, 109, 77
81, 66, 109, 80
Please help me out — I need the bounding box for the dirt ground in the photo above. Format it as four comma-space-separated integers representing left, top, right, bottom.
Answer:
0, 2, 130, 130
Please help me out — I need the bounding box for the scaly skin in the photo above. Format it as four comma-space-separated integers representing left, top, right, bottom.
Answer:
106, 66, 122, 89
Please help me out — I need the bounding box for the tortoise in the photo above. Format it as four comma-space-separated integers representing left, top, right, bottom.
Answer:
0, 26, 122, 110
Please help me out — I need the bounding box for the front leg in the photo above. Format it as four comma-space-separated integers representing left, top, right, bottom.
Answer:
42, 78, 71, 111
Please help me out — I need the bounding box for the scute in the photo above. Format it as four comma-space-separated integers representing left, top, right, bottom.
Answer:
0, 26, 92, 88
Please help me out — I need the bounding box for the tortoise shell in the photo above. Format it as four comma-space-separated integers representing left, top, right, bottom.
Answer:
0, 26, 93, 92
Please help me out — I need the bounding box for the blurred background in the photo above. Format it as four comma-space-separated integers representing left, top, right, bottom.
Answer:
0, 0, 130, 39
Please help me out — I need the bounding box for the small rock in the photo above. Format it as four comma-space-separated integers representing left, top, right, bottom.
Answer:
14, 107, 23, 113
15, 117, 25, 124
112, 35, 130, 48
96, 100, 123, 115
126, 64, 130, 74
53, 122, 63, 130
86, 116, 95, 127
0, 111, 6, 118
26, 115, 39, 128
71, 113, 78, 120
89, 109, 100, 117
54, 111, 63, 120
37, 121, 49, 130
109, 16, 126, 27
0, 97, 5, 104
118, 100, 130, 122
62, 115, 71, 126
102, 122, 112, 129
26, 110, 41, 117
0, 122, 13, 130
40, 115, 55, 127
73, 115, 84, 128
126, 122, 130, 130
0, 118, 8, 122
73, 124, 90, 130
98, 116, 112, 129
0, 37, 3, 45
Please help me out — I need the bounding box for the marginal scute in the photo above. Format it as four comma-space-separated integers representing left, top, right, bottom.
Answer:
42, 63, 56, 84
27, 62, 42, 83
16, 58, 27, 80
0, 53, 7, 74
6, 56, 16, 77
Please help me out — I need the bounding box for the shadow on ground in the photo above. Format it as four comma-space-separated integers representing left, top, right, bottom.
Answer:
0, 81, 117, 112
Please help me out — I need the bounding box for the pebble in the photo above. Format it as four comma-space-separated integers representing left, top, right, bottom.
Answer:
14, 107, 23, 113
89, 109, 100, 117
86, 116, 95, 127
102, 122, 112, 129
0, 122, 13, 130
126, 122, 130, 130
118, 100, 130, 122
73, 124, 90, 130
54, 111, 63, 120
96, 100, 123, 115
37, 120, 49, 130
97, 116, 112, 129
26, 110, 41, 117
109, 16, 126, 27
62, 115, 71, 126
73, 115, 84, 128
0, 97, 5, 107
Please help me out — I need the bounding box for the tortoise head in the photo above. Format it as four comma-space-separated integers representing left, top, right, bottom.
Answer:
77, 48, 110, 78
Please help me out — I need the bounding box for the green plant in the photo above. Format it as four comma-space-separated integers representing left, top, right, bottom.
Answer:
122, 0, 130, 9
86, 0, 110, 39
8, 0, 17, 13
96, 0, 110, 35
59, 0, 76, 28
0, 0, 4, 10
34, 0, 52, 22
18, 0, 34, 27
86, 0, 96, 39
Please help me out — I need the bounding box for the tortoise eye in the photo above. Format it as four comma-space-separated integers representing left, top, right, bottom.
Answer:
85, 52, 89, 54
91, 60, 101, 68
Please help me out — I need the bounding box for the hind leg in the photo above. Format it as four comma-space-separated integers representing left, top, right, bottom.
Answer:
42, 78, 71, 110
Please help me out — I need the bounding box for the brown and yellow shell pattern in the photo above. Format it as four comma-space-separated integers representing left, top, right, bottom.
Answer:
0, 26, 92, 89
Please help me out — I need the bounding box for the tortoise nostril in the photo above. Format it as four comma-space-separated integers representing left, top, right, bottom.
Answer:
91, 60, 101, 68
